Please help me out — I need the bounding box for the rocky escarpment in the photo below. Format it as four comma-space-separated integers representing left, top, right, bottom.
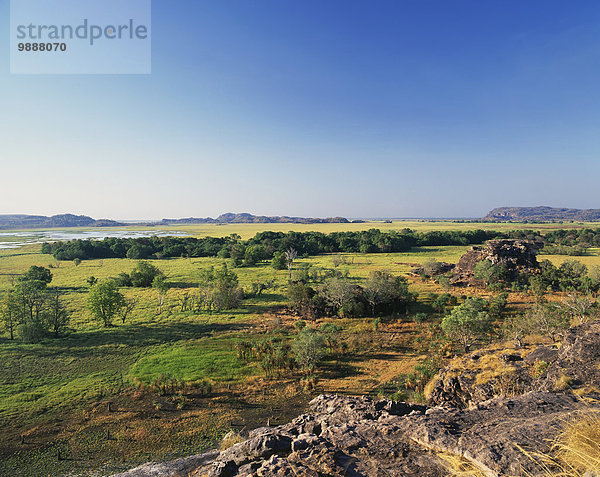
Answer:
115, 321, 600, 477
451, 239, 541, 286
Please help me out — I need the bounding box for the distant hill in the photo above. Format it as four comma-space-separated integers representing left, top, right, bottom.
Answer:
0, 214, 124, 230
0, 213, 351, 230
159, 213, 350, 225
483, 206, 600, 222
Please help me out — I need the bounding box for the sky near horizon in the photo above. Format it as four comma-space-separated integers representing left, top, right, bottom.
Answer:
1, 0, 599, 220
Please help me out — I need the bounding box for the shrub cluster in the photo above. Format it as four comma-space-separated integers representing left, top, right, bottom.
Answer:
287, 271, 417, 319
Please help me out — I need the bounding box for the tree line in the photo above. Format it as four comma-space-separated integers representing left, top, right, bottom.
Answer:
41, 228, 508, 263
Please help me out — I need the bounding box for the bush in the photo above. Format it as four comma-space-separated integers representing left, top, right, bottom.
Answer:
198, 264, 243, 312
130, 261, 164, 287
271, 251, 287, 270
114, 272, 133, 287
441, 297, 493, 353
293, 327, 326, 375
18, 318, 47, 343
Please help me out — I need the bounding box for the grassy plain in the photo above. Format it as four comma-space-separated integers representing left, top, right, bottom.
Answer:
1, 221, 600, 475
118, 219, 600, 239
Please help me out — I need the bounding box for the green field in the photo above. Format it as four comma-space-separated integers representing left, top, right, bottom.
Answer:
1, 221, 599, 475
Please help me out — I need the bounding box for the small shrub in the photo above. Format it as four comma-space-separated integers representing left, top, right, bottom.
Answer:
18, 319, 46, 343
532, 360, 551, 379
413, 313, 427, 324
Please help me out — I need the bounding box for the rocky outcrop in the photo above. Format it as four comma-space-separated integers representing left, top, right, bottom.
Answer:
426, 344, 558, 408
539, 319, 600, 393
428, 320, 600, 408
112, 451, 219, 477
115, 321, 600, 477
452, 239, 540, 285
118, 392, 598, 477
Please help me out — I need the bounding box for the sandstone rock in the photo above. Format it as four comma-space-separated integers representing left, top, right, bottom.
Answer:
112, 451, 219, 477
428, 320, 600, 408
539, 319, 600, 394
452, 239, 540, 286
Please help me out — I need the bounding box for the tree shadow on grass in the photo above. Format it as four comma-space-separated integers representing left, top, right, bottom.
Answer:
54, 286, 89, 294
19, 321, 250, 359
318, 351, 410, 381
168, 282, 198, 289
318, 358, 360, 380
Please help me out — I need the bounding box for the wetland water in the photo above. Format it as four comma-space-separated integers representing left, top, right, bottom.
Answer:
0, 229, 190, 250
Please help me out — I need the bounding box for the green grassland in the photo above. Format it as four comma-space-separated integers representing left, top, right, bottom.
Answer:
2, 221, 600, 475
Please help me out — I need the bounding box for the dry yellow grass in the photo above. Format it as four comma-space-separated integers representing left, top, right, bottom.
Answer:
437, 452, 491, 477
521, 408, 600, 476
219, 430, 246, 450
553, 410, 600, 474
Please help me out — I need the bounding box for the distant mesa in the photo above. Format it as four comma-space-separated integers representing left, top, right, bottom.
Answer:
0, 214, 124, 230
483, 206, 600, 222
158, 213, 350, 225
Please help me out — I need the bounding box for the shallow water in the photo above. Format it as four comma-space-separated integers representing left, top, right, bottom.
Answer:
0, 229, 190, 250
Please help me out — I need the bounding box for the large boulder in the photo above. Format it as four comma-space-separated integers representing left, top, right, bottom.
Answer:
452, 239, 540, 286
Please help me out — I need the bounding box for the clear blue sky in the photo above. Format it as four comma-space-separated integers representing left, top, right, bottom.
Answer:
1, 0, 599, 219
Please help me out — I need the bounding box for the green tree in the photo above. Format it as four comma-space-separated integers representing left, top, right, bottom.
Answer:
271, 251, 287, 270
363, 271, 414, 315
521, 303, 570, 342
441, 297, 493, 353
0, 293, 19, 340
489, 292, 509, 318
319, 323, 342, 352
473, 260, 508, 287
126, 243, 153, 260
423, 259, 445, 277
45, 290, 70, 337
243, 245, 268, 266
437, 275, 451, 291
198, 264, 243, 312
287, 282, 319, 319
560, 293, 595, 325
528, 275, 548, 299
293, 327, 326, 375
319, 277, 363, 318
12, 280, 47, 325
19, 265, 53, 289
432, 293, 457, 313
88, 280, 125, 326
130, 261, 164, 287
